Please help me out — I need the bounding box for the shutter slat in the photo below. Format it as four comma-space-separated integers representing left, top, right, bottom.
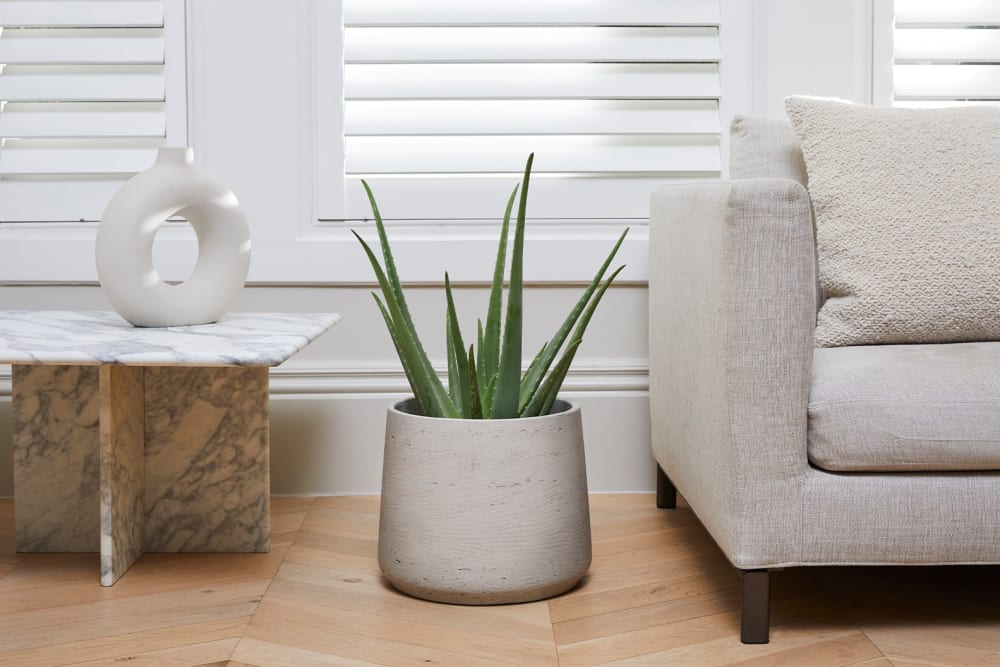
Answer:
344, 27, 720, 63
0, 108, 165, 138
894, 64, 1000, 99
895, 28, 1000, 63
346, 99, 719, 136
896, 0, 1000, 27
344, 0, 720, 27
345, 135, 720, 174
343, 175, 708, 220
0, 72, 165, 102
0, 1, 163, 28
345, 64, 720, 100
0, 146, 158, 175
338, 0, 723, 222
0, 36, 165, 65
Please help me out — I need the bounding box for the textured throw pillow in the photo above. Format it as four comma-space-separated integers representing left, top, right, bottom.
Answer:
784, 96, 1000, 347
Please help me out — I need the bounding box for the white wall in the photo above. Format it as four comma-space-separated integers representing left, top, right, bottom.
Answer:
751, 0, 879, 116
0, 1, 880, 496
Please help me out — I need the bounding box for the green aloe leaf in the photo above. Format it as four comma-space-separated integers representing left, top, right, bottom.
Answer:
526, 264, 626, 414
445, 273, 472, 418
481, 184, 519, 409
361, 180, 420, 336
445, 295, 462, 415
492, 155, 534, 419
523, 340, 548, 385
483, 373, 498, 419
520, 340, 581, 418
519, 228, 629, 412
354, 230, 459, 418
468, 344, 483, 419
475, 318, 487, 414
566, 264, 626, 351
372, 293, 423, 407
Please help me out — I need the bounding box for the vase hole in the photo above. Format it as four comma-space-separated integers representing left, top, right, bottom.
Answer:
152, 218, 200, 286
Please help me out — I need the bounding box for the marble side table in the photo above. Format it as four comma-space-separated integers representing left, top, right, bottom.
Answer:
0, 310, 339, 585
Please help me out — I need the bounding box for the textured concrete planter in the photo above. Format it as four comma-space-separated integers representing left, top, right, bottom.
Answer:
378, 398, 592, 604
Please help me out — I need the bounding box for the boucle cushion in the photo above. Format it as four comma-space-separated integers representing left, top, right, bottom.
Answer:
784, 96, 1000, 347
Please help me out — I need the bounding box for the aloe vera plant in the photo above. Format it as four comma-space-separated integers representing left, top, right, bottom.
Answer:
354, 154, 628, 419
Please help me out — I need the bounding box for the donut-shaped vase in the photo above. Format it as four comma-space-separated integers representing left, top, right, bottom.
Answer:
96, 147, 251, 327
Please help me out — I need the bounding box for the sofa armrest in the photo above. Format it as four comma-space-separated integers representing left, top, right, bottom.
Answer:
649, 178, 816, 567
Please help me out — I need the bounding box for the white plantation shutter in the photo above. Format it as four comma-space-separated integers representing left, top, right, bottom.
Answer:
0, 0, 186, 222
332, 0, 724, 223
893, 0, 1000, 107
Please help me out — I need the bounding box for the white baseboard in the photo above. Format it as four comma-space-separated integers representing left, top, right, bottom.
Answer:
0, 360, 654, 496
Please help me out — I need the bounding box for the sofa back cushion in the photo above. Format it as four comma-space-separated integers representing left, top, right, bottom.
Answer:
729, 115, 808, 186
786, 96, 1000, 347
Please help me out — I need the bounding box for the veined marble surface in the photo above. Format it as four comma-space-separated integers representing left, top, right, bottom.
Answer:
0, 310, 339, 366
13, 365, 101, 552
144, 366, 270, 552
99, 366, 145, 585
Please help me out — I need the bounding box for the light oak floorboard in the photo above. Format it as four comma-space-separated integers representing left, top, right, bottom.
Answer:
69, 637, 239, 666
1, 496, 998, 665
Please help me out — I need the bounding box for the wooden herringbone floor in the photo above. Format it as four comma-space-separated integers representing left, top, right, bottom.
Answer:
0, 495, 998, 665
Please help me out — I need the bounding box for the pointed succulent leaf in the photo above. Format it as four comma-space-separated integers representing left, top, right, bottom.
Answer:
528, 266, 625, 414
519, 227, 629, 411
468, 344, 483, 419
567, 264, 626, 350
372, 293, 426, 412
475, 318, 487, 411
520, 340, 581, 418
523, 340, 548, 383
361, 180, 420, 335
520, 263, 627, 414
445, 294, 462, 415
483, 373, 498, 419
493, 155, 534, 419
482, 185, 519, 386
353, 230, 458, 418
445, 273, 473, 418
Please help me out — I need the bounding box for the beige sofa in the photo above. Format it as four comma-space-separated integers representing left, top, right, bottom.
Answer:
648, 116, 1000, 644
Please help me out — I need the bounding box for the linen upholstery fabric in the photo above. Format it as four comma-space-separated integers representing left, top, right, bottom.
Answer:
809, 342, 1000, 471
649, 177, 1000, 567
729, 115, 808, 186
785, 96, 1000, 347
650, 178, 816, 567
729, 115, 823, 311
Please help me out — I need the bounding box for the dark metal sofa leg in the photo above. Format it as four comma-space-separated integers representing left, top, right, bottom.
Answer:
656, 464, 677, 509
739, 569, 771, 644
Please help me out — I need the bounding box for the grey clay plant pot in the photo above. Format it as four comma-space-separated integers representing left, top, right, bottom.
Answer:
378, 398, 592, 605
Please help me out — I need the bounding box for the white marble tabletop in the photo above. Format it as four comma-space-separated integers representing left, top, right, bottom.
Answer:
0, 311, 339, 366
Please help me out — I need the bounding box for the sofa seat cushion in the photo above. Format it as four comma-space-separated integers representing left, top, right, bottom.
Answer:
809, 342, 1000, 471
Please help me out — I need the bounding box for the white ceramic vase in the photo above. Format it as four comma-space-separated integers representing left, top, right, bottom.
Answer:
96, 147, 251, 327
378, 399, 592, 604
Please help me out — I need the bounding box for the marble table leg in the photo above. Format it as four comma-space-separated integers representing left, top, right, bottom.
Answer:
12, 365, 101, 552
143, 366, 270, 552
99, 366, 146, 586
